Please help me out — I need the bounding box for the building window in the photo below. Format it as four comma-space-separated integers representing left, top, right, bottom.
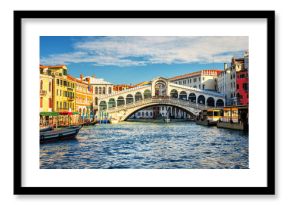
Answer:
95, 97, 98, 106
40, 80, 43, 90
56, 101, 59, 109
108, 87, 112, 94
57, 79, 59, 85
60, 80, 63, 86
138, 112, 140, 116
49, 82, 51, 92
103, 87, 106, 94
95, 87, 98, 94
64, 81, 67, 86
243, 83, 248, 91
49, 98, 52, 108
40, 97, 43, 108
99, 87, 102, 94
237, 84, 239, 90
60, 90, 62, 96
146, 112, 148, 116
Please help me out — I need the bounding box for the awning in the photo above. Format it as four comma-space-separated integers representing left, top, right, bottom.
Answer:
40, 112, 59, 116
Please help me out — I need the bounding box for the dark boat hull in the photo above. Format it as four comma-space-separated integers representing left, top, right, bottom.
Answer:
40, 126, 82, 143
196, 120, 217, 126
217, 122, 247, 131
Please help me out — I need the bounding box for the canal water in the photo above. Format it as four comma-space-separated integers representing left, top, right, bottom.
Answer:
40, 122, 249, 169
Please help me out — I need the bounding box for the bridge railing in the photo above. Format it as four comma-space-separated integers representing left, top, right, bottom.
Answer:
99, 84, 151, 99
105, 97, 214, 113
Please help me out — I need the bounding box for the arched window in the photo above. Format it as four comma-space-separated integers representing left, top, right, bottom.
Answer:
216, 99, 224, 107
108, 98, 116, 108
144, 89, 151, 99
126, 94, 134, 104
135, 92, 142, 102
108, 87, 112, 94
206, 97, 215, 107
154, 81, 166, 96
95, 97, 98, 106
99, 87, 102, 94
197, 95, 205, 105
170, 89, 178, 98
103, 87, 106, 94
117, 96, 125, 106
95, 87, 98, 94
99, 101, 107, 111
188, 93, 196, 103
179, 91, 187, 100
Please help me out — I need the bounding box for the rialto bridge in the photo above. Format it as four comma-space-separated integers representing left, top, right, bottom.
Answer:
97, 77, 225, 123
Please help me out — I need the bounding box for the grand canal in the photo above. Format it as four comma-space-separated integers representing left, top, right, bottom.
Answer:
40, 122, 249, 169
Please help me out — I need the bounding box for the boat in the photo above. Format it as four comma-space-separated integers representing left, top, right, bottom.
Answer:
40, 125, 82, 143
40, 126, 53, 132
97, 119, 110, 124
196, 109, 221, 126
216, 106, 248, 131
164, 118, 171, 123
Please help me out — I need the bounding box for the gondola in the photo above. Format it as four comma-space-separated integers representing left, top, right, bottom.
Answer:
40, 125, 82, 143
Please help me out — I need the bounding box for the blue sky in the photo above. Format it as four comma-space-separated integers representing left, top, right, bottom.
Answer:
40, 36, 248, 84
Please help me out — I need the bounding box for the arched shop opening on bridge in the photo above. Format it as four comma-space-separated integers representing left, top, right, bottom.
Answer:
216, 99, 225, 107
108, 98, 116, 108
207, 97, 215, 107
188, 93, 196, 103
127, 105, 195, 121
99, 101, 107, 111
117, 96, 125, 106
126, 94, 134, 104
179, 91, 187, 100
144, 89, 152, 99
170, 89, 178, 98
198, 95, 206, 105
135, 92, 142, 102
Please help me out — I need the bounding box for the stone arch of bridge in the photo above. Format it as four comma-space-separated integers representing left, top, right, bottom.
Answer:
120, 103, 199, 121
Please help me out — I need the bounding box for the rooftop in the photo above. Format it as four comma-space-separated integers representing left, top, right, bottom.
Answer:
84, 76, 113, 85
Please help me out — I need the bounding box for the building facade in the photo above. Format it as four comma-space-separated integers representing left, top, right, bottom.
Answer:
236, 70, 249, 105
68, 75, 93, 120
83, 76, 114, 114
39, 71, 53, 112
40, 65, 76, 113
217, 52, 249, 105
169, 69, 221, 91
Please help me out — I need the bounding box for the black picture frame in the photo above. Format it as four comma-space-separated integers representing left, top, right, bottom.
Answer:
14, 10, 275, 195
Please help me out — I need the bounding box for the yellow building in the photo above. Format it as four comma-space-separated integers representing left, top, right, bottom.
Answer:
40, 65, 76, 112
68, 74, 93, 120
39, 65, 78, 127
39, 71, 53, 112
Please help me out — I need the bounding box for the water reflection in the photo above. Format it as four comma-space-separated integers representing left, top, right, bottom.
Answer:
40, 122, 248, 169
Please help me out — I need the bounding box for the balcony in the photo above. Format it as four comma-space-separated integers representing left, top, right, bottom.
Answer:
40, 90, 47, 96
68, 96, 75, 101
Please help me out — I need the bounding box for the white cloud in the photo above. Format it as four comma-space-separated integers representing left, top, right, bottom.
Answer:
41, 36, 248, 66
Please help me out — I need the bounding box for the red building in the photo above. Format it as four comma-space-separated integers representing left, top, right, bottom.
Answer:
236, 70, 249, 105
